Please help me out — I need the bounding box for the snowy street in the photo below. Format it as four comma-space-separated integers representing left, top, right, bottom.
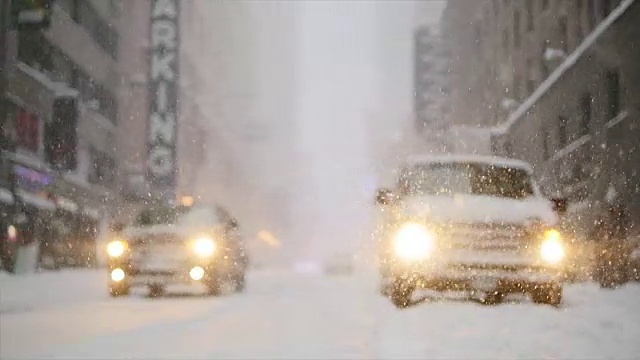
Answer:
2, 269, 639, 359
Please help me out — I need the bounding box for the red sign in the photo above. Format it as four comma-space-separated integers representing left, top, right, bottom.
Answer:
16, 108, 39, 153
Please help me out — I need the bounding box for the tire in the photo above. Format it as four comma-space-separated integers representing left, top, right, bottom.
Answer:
532, 283, 562, 306
379, 273, 393, 296
148, 284, 165, 298
599, 277, 619, 289
482, 291, 504, 306
234, 273, 246, 293
206, 278, 223, 296
109, 284, 130, 297
389, 278, 415, 309
598, 265, 626, 289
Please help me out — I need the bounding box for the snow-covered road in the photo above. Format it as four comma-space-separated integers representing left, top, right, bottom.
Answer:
1, 269, 639, 359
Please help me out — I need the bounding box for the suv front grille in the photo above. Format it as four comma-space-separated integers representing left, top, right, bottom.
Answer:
440, 222, 533, 253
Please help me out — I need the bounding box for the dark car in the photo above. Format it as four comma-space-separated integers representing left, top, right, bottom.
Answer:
106, 204, 248, 297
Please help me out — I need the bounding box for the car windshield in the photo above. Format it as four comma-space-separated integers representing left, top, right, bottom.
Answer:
399, 162, 535, 199
132, 205, 223, 228
133, 206, 191, 227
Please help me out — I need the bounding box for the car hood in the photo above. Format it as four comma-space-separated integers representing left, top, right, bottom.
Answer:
399, 194, 558, 225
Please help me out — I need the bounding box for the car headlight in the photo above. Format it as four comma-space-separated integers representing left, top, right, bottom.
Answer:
393, 223, 435, 260
107, 240, 127, 258
193, 237, 216, 258
540, 229, 565, 264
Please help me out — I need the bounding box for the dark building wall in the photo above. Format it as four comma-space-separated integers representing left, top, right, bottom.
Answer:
444, 0, 639, 237
443, 0, 626, 127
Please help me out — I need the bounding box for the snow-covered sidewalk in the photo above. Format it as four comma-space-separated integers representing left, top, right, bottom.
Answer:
0, 269, 108, 314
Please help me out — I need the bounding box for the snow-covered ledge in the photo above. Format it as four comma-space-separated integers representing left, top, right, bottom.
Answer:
492, 0, 636, 136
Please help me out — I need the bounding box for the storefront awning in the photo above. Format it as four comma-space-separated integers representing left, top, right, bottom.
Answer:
16, 190, 56, 211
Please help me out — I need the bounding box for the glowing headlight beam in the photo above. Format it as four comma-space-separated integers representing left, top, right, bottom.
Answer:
193, 237, 216, 258
111, 268, 125, 282
189, 266, 205, 280
107, 240, 126, 257
540, 230, 565, 264
393, 223, 435, 260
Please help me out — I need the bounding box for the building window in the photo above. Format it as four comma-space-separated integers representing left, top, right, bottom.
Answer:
606, 68, 621, 120
49, 48, 74, 84
73, 68, 118, 125
16, 108, 40, 153
587, 0, 596, 30
526, 0, 534, 31
17, 30, 52, 72
579, 92, 592, 137
88, 148, 116, 186
526, 58, 536, 95
57, 0, 78, 20
543, 129, 551, 160
559, 115, 568, 147
502, 28, 509, 52
540, 45, 550, 79
559, 16, 568, 52
77, 1, 118, 58
109, 0, 122, 17
484, 6, 491, 26
513, 75, 521, 99
505, 141, 514, 156
602, 0, 614, 17
514, 11, 521, 48
576, 0, 584, 39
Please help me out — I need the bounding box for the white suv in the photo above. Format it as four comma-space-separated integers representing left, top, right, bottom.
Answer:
375, 155, 567, 308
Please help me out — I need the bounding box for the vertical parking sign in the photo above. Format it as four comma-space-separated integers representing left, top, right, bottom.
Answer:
147, 0, 179, 188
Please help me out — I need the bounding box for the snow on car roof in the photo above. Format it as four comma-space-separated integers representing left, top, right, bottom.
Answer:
403, 154, 534, 173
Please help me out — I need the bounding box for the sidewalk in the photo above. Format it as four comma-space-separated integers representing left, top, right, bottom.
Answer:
0, 269, 107, 314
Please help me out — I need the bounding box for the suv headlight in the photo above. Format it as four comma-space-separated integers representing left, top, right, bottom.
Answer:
193, 237, 216, 258
393, 223, 435, 260
107, 240, 127, 258
540, 229, 565, 264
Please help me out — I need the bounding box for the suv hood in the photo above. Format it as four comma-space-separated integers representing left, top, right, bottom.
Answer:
399, 194, 558, 225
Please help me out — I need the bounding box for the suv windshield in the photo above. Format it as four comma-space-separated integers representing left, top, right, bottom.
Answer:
133, 206, 191, 227
132, 205, 224, 228
399, 162, 535, 199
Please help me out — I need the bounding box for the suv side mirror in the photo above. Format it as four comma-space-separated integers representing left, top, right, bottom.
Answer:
551, 197, 568, 215
375, 188, 396, 206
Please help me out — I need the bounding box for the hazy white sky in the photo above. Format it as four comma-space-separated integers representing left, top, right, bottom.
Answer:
290, 1, 421, 262
194, 0, 442, 264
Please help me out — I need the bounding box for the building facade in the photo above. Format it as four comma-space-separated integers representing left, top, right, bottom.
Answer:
1, 0, 123, 270
414, 24, 450, 133
444, 0, 640, 237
